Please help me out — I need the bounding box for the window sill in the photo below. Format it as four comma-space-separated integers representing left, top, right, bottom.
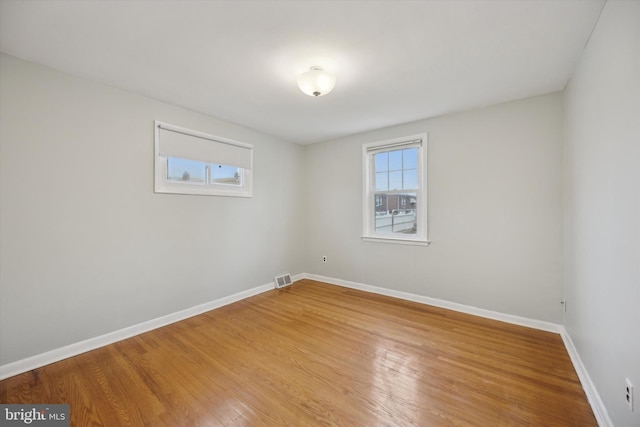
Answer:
155, 186, 253, 197
361, 236, 430, 247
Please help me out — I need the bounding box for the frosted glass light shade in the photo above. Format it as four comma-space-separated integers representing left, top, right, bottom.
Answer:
297, 66, 336, 97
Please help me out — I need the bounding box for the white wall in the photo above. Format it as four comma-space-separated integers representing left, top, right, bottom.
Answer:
304, 93, 564, 323
563, 1, 640, 426
0, 54, 306, 365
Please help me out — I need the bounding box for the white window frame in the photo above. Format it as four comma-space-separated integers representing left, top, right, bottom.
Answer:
154, 121, 253, 197
362, 133, 429, 246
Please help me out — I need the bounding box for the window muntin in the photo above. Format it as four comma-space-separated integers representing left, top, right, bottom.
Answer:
154, 121, 253, 197
363, 135, 428, 245
374, 147, 418, 191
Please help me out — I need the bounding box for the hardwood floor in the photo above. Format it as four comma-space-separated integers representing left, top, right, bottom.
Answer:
1, 279, 597, 426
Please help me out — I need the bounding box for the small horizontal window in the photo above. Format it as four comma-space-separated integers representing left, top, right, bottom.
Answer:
154, 121, 253, 197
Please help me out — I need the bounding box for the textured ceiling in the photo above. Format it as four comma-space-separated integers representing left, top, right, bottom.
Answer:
0, 0, 604, 144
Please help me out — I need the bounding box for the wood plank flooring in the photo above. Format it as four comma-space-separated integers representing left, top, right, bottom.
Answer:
1, 279, 597, 426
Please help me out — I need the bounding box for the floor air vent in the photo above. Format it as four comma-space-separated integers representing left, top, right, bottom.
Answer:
274, 273, 292, 289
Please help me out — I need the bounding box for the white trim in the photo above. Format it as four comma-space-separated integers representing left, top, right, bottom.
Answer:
303, 273, 562, 333
1, 271, 608, 427
362, 133, 428, 244
362, 236, 430, 246
302, 273, 613, 426
560, 330, 613, 427
0, 276, 303, 381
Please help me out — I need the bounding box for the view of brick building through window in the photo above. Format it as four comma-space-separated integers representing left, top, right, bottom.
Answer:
374, 193, 417, 234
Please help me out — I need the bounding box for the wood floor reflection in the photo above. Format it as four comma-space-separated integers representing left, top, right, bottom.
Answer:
0, 279, 597, 426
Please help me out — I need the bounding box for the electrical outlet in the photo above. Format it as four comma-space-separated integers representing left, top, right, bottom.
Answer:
561, 298, 566, 312
322, 256, 327, 263
626, 378, 634, 411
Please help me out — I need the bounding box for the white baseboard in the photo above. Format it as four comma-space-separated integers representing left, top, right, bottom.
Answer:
303, 273, 611, 427
303, 273, 563, 333
560, 330, 613, 427
0, 278, 291, 380
1, 272, 609, 427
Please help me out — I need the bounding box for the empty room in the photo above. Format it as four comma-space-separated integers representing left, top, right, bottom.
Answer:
0, 1, 638, 426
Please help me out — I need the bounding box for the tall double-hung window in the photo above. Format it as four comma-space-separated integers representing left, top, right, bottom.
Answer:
154, 121, 253, 197
362, 134, 428, 245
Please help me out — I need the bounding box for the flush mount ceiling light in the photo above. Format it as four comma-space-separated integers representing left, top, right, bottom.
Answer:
297, 66, 336, 97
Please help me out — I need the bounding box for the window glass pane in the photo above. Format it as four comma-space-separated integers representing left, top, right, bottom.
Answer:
388, 150, 403, 171
373, 192, 417, 235
375, 194, 387, 214
403, 147, 417, 169
167, 157, 206, 184
389, 171, 403, 190
211, 164, 242, 186
375, 172, 388, 191
374, 152, 388, 172
364, 137, 425, 242
403, 169, 418, 189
